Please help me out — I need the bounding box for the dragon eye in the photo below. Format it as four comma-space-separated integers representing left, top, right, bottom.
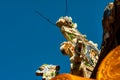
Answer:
69, 22, 72, 24
66, 21, 69, 24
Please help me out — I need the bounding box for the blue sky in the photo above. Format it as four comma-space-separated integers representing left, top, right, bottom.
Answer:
0, 0, 113, 80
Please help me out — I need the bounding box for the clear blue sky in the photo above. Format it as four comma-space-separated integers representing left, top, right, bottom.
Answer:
0, 0, 113, 80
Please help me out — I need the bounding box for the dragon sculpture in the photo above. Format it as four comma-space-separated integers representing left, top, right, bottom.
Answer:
36, 64, 60, 80
56, 16, 100, 78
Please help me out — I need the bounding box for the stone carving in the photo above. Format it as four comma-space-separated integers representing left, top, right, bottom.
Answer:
56, 16, 100, 78
36, 64, 60, 80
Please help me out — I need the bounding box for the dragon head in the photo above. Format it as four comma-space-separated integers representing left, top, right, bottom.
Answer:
56, 16, 77, 28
